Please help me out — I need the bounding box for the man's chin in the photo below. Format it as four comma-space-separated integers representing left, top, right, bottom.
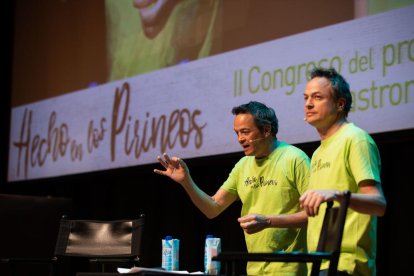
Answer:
306, 118, 317, 126
243, 149, 254, 156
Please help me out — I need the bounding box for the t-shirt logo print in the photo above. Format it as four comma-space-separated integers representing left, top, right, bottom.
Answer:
312, 158, 331, 173
244, 176, 278, 189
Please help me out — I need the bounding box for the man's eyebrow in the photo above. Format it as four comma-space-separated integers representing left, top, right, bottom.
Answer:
307, 91, 322, 95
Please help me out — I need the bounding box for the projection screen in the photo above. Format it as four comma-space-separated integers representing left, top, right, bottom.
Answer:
8, 1, 414, 181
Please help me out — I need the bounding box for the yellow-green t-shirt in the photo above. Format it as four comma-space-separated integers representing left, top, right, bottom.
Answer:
307, 123, 381, 275
221, 141, 310, 276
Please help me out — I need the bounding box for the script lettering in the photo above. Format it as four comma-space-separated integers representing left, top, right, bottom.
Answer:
110, 82, 207, 161
12, 108, 82, 178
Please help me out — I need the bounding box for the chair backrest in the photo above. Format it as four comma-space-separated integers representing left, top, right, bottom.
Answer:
54, 214, 145, 259
313, 190, 351, 275
0, 194, 73, 259
212, 191, 351, 276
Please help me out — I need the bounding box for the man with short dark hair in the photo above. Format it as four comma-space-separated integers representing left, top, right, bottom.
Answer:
300, 67, 387, 276
155, 101, 310, 275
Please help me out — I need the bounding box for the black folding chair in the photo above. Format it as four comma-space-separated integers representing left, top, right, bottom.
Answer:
213, 190, 351, 276
2, 213, 145, 276
0, 194, 73, 276
53, 214, 145, 274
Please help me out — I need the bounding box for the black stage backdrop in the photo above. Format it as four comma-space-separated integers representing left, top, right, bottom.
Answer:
1, 128, 413, 275
2, 1, 414, 276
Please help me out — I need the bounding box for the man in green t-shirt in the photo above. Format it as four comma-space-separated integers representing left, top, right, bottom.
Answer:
155, 101, 310, 275
300, 67, 387, 276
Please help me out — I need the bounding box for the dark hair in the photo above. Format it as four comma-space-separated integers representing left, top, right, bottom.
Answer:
309, 67, 352, 117
231, 101, 278, 136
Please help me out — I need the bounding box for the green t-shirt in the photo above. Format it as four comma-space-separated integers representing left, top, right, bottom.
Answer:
307, 123, 381, 275
221, 141, 310, 276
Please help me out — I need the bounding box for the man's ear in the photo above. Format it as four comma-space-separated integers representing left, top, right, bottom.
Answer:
264, 124, 272, 137
337, 98, 346, 111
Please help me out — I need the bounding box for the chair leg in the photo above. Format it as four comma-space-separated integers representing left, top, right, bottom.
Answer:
231, 261, 236, 276
10, 263, 16, 276
327, 259, 339, 276
51, 262, 57, 276
310, 261, 322, 276
222, 261, 233, 276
